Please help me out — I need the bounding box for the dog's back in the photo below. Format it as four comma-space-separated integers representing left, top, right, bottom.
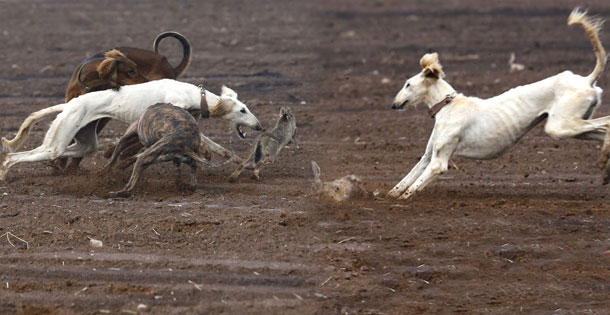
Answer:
137, 103, 201, 149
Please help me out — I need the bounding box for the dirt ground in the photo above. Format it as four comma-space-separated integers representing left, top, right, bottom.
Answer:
1, 0, 610, 314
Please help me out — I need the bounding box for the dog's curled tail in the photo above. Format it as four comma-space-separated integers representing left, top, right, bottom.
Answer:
311, 161, 323, 192
568, 8, 607, 84
2, 103, 66, 153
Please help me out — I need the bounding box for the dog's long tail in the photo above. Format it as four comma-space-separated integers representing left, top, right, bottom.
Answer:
568, 8, 607, 84
311, 161, 323, 192
2, 103, 66, 153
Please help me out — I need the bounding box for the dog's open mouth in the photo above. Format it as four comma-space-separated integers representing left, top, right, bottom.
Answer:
235, 123, 246, 139
397, 99, 408, 109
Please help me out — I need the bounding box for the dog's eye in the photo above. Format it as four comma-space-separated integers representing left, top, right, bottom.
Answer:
406, 83, 411, 88
127, 70, 137, 77
240, 108, 247, 114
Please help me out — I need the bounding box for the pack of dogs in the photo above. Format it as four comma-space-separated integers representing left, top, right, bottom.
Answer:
1, 8, 609, 203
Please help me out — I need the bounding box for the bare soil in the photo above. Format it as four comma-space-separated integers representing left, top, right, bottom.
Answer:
1, 0, 610, 314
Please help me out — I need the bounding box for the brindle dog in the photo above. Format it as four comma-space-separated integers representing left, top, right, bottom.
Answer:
105, 103, 212, 196
228, 106, 297, 182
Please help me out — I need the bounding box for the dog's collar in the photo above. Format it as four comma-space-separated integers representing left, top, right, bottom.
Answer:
429, 93, 456, 118
200, 89, 210, 118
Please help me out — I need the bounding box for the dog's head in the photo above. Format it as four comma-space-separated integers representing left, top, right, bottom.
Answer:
392, 53, 445, 110
96, 49, 148, 87
210, 86, 263, 138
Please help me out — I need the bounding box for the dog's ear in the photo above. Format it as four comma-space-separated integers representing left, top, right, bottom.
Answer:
221, 85, 238, 98
97, 57, 119, 82
420, 53, 445, 80
98, 49, 134, 83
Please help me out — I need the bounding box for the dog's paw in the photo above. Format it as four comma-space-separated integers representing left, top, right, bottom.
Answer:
386, 189, 401, 199
398, 192, 414, 201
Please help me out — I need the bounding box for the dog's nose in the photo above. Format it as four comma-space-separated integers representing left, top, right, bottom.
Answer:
391, 103, 398, 109
255, 123, 263, 131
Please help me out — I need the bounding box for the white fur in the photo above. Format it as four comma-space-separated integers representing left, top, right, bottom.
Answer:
0, 79, 261, 180
388, 10, 607, 200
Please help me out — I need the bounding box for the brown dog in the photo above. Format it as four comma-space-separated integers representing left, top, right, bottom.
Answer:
105, 103, 211, 197
65, 31, 191, 101
61, 31, 192, 171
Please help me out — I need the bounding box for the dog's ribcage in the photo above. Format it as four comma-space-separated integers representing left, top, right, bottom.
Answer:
449, 76, 565, 159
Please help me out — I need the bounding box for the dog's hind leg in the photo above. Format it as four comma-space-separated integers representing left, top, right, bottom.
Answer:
2, 103, 66, 153
109, 140, 166, 197
399, 138, 458, 200
544, 92, 610, 140
104, 121, 139, 169
0, 109, 83, 180
58, 120, 101, 173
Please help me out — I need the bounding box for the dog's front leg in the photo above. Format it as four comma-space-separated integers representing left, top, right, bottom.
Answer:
387, 153, 431, 198
200, 133, 243, 163
387, 131, 436, 198
399, 138, 458, 200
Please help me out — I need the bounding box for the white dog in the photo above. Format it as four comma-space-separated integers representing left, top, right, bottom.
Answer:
388, 9, 607, 200
0, 79, 262, 180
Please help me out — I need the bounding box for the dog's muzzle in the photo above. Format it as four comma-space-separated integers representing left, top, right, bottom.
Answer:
392, 99, 408, 110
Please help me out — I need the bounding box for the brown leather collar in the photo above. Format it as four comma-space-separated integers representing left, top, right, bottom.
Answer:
428, 93, 456, 118
200, 90, 210, 118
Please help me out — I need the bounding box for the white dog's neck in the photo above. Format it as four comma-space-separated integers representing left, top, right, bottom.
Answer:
424, 79, 456, 108
204, 90, 221, 108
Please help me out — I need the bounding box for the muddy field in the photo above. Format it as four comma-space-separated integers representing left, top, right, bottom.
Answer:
1, 0, 610, 314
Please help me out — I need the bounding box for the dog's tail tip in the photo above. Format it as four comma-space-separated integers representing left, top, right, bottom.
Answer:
568, 8, 604, 30
568, 8, 587, 26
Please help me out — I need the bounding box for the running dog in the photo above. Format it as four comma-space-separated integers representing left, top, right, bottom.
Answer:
388, 9, 607, 200
65, 31, 191, 101
0, 79, 262, 181
105, 103, 212, 197
228, 106, 297, 182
